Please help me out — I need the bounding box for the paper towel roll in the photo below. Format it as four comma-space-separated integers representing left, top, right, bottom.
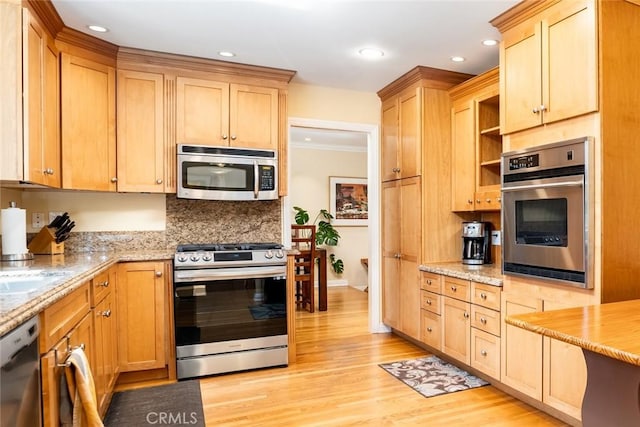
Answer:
2, 205, 28, 255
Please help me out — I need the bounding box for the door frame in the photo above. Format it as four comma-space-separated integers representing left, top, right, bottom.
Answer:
285, 117, 390, 333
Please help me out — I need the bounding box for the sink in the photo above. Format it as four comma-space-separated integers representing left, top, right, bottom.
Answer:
0, 270, 71, 296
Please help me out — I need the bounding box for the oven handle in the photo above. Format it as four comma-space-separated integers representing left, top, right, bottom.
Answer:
502, 180, 583, 192
253, 160, 259, 199
174, 266, 286, 283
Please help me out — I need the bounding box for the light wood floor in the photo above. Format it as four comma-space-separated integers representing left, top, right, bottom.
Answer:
199, 286, 568, 426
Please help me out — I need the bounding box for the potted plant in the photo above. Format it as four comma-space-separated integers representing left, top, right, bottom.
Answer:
293, 206, 344, 274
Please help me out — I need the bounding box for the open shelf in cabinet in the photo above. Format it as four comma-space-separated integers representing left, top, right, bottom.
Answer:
476, 94, 502, 189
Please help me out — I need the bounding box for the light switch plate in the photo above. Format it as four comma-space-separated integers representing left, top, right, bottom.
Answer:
32, 212, 45, 229
491, 230, 501, 246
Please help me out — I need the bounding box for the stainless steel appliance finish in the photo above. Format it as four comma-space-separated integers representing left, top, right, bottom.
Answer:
177, 144, 278, 201
462, 221, 492, 265
173, 243, 288, 379
501, 137, 592, 287
1, 316, 41, 427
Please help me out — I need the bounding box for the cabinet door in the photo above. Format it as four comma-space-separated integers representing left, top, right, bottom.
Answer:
543, 337, 586, 421
442, 296, 471, 364
501, 23, 543, 133
381, 97, 399, 181
176, 77, 229, 146
471, 328, 500, 379
94, 290, 117, 415
501, 293, 543, 400
117, 261, 167, 372
398, 87, 421, 179
421, 310, 441, 350
23, 11, 60, 188
451, 100, 475, 211
117, 70, 166, 192
61, 53, 116, 191
399, 177, 421, 339
229, 84, 278, 150
542, 0, 597, 125
381, 180, 400, 328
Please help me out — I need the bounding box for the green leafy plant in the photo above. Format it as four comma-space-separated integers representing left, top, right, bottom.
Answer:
293, 206, 344, 274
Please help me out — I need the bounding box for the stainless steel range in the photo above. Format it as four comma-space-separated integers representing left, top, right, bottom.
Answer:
173, 243, 288, 379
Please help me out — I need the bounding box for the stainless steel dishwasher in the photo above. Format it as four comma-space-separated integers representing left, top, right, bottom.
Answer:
1, 316, 41, 427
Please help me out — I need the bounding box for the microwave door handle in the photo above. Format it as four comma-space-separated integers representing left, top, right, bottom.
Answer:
253, 161, 259, 199
502, 180, 583, 192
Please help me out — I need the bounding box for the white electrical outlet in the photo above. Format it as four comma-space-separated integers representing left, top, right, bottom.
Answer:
491, 230, 501, 246
32, 212, 45, 229
49, 211, 64, 224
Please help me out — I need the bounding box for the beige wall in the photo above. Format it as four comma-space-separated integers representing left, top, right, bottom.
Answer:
290, 145, 369, 288
288, 83, 380, 124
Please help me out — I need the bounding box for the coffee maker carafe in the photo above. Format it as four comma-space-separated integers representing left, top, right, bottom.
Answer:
462, 221, 492, 265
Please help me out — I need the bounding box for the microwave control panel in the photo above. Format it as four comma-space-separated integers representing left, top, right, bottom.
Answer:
508, 154, 539, 171
259, 166, 276, 190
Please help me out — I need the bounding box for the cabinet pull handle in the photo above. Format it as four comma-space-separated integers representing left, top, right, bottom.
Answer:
539, 104, 547, 112
427, 327, 433, 332
101, 280, 109, 288
497, 197, 502, 203
467, 199, 473, 204
44, 168, 54, 175
463, 311, 469, 318
480, 292, 487, 299
222, 134, 228, 140
55, 342, 85, 367
481, 350, 488, 356
476, 199, 481, 203
156, 271, 163, 277
102, 309, 112, 318
426, 299, 432, 305
231, 135, 237, 140
110, 177, 118, 183
426, 279, 432, 285
486, 198, 491, 203
156, 179, 163, 184
451, 286, 457, 292
480, 317, 487, 324
532, 106, 539, 114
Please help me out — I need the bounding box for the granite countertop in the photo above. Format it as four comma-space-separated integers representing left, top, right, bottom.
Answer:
0, 250, 173, 337
419, 262, 503, 287
506, 299, 640, 366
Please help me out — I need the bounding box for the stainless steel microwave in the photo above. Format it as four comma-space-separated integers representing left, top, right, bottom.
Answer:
177, 145, 278, 201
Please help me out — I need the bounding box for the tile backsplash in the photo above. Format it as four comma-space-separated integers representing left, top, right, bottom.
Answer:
34, 196, 282, 253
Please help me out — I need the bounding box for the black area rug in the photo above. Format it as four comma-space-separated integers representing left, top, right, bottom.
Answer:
379, 355, 489, 398
104, 380, 205, 427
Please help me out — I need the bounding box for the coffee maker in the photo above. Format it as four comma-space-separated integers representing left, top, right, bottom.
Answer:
462, 221, 492, 265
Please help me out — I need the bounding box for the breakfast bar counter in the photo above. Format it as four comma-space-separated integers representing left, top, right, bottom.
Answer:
507, 299, 640, 427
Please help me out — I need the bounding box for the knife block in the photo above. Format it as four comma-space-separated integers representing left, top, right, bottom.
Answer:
27, 227, 64, 255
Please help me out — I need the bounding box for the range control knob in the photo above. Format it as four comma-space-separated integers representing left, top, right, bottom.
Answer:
177, 255, 188, 262
190, 254, 200, 262
202, 254, 212, 262
275, 249, 284, 259
264, 250, 274, 259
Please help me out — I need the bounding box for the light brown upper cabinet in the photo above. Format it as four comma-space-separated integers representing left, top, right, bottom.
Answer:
380, 87, 422, 182
498, 0, 597, 134
61, 53, 116, 191
176, 77, 278, 150
117, 70, 171, 192
450, 68, 502, 212
23, 9, 61, 188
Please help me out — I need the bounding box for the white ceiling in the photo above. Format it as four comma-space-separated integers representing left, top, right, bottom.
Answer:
51, 0, 519, 93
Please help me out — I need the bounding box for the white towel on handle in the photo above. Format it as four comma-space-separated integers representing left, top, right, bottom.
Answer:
64, 347, 104, 427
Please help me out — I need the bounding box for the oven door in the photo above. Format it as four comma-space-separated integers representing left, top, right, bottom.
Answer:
502, 174, 588, 285
174, 266, 287, 358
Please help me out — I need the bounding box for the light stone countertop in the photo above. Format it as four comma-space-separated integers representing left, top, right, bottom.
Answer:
0, 250, 173, 337
419, 262, 503, 287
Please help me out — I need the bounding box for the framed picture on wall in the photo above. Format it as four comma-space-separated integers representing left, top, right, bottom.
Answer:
329, 176, 368, 226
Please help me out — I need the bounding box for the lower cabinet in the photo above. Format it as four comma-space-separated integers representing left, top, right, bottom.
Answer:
543, 337, 586, 420
442, 296, 471, 364
116, 261, 169, 373
40, 282, 93, 427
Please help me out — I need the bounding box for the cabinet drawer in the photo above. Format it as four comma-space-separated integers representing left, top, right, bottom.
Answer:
421, 310, 441, 351
420, 290, 441, 315
471, 282, 501, 311
421, 271, 442, 293
91, 269, 111, 306
471, 305, 501, 336
471, 328, 500, 379
40, 282, 91, 351
443, 276, 470, 302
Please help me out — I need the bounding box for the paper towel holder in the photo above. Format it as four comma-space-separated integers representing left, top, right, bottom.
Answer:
1, 201, 34, 262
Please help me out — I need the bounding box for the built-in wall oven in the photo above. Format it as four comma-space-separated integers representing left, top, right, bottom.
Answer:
501, 137, 593, 288
173, 243, 288, 379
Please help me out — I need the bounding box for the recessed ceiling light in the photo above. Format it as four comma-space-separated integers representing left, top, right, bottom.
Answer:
482, 39, 498, 46
358, 48, 385, 59
450, 56, 466, 63
87, 25, 108, 33
218, 51, 236, 58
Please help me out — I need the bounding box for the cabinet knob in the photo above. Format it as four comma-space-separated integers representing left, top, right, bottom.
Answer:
467, 199, 473, 204
426, 299, 432, 305
480, 317, 487, 324
156, 179, 163, 184
231, 135, 237, 140
395, 253, 401, 259
111, 177, 118, 183
426, 279, 432, 285
427, 327, 433, 333
481, 349, 488, 356
532, 106, 539, 114
101, 280, 109, 288
480, 292, 487, 299
451, 285, 457, 292
44, 168, 54, 175
102, 309, 112, 318
486, 198, 491, 203
156, 271, 163, 277
463, 311, 470, 319
222, 134, 228, 140
539, 104, 547, 112
476, 199, 481, 203
497, 197, 502, 203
